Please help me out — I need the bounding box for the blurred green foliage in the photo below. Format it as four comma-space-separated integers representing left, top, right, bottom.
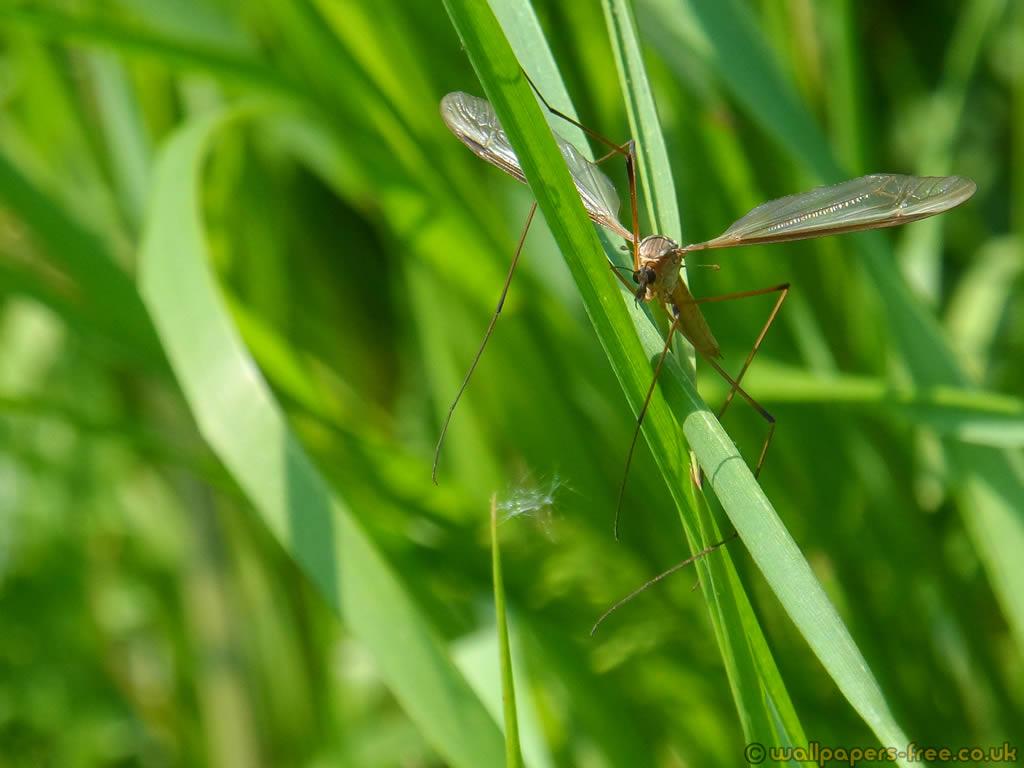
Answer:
0, 0, 1021, 766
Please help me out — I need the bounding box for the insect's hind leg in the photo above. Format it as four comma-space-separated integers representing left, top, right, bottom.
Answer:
590, 530, 738, 636
692, 283, 789, 478
522, 73, 641, 270
700, 356, 777, 479
432, 203, 538, 483
523, 72, 631, 157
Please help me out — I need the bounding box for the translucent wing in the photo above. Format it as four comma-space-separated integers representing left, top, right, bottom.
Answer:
692, 174, 976, 250
440, 92, 633, 241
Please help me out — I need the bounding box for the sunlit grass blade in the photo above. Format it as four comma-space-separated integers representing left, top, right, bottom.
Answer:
137, 106, 505, 768
601, 0, 808, 752
945, 237, 1022, 375
602, 0, 680, 239
444, 0, 913, 760
491, 495, 524, 768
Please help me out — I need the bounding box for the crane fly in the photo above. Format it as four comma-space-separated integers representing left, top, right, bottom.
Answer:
434, 88, 976, 540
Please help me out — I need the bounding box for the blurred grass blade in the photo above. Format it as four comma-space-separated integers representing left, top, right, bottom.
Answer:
444, 0, 912, 760
708, 361, 1024, 448
643, 0, 841, 178
0, 6, 305, 102
86, 52, 152, 230
491, 495, 524, 768
945, 237, 1023, 375
642, 0, 1024, 664
0, 152, 165, 370
894, 0, 1003, 302
137, 106, 505, 768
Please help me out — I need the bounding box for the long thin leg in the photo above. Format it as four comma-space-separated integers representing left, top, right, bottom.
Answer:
521, 77, 708, 526
597, 308, 768, 624
523, 71, 626, 154
590, 532, 737, 636
691, 283, 789, 435
523, 74, 642, 269
596, 310, 783, 621
702, 356, 776, 478
432, 203, 538, 483
613, 312, 680, 540
613, 285, 784, 532
689, 283, 789, 478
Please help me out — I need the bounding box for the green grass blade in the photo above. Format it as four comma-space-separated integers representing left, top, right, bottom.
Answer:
644, 0, 841, 178
704, 361, 1024, 448
601, 0, 808, 752
86, 52, 152, 230
137, 106, 506, 768
491, 496, 524, 768
602, 0, 680, 239
442, 0, 913, 760
0, 152, 165, 371
894, 0, 1003, 302
945, 238, 1022, 374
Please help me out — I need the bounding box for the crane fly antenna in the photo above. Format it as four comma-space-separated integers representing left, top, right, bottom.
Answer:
590, 531, 739, 636
432, 202, 538, 483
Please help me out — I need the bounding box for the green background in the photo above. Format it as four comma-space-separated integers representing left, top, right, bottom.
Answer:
0, 0, 1020, 766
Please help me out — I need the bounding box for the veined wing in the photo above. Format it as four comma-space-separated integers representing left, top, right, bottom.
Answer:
690, 174, 976, 250
440, 92, 634, 241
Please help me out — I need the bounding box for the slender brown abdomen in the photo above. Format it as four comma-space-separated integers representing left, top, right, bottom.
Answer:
671, 280, 720, 359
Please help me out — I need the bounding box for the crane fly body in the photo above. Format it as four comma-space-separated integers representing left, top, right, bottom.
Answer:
633, 234, 721, 358
435, 88, 975, 626
435, 89, 976, 528
439, 91, 974, 360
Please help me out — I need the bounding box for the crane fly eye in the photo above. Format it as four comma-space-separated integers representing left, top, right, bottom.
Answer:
631, 270, 640, 284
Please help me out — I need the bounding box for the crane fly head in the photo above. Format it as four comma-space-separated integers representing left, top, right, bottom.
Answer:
635, 235, 684, 303
631, 265, 657, 304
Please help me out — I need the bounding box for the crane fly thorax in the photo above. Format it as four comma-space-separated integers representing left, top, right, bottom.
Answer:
635, 235, 684, 302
